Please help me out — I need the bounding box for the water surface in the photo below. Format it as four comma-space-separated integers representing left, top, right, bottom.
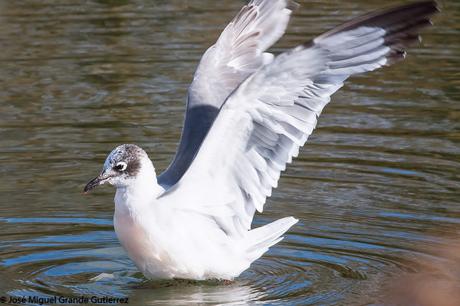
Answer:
0, 0, 459, 305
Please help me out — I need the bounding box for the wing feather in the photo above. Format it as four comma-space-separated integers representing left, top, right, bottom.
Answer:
159, 0, 296, 188
162, 1, 439, 236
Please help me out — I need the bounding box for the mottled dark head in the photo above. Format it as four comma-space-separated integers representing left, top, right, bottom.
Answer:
84, 144, 148, 193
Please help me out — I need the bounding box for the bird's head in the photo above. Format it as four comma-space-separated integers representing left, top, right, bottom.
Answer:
84, 144, 148, 193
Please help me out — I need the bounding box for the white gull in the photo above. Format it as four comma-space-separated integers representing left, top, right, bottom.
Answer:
84, 0, 438, 280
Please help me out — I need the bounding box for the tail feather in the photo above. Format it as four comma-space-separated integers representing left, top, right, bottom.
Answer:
244, 216, 298, 261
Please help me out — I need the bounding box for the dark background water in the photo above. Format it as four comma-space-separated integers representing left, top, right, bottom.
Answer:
0, 0, 459, 305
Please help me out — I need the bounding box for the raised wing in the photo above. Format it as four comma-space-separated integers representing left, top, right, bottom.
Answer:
158, 0, 297, 188
162, 1, 439, 236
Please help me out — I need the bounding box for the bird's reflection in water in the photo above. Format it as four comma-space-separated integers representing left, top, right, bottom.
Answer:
129, 279, 263, 305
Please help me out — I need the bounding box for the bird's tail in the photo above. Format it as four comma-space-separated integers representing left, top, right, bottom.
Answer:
243, 216, 298, 262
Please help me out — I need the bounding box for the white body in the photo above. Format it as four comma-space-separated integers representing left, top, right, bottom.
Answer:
112, 157, 295, 280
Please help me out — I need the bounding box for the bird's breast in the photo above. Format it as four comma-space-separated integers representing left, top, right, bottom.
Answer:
113, 209, 173, 278
114, 212, 149, 262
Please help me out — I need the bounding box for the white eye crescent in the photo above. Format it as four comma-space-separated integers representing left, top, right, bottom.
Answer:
115, 162, 127, 171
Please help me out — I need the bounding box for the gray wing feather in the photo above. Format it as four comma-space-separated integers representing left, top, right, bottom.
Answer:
158, 0, 296, 188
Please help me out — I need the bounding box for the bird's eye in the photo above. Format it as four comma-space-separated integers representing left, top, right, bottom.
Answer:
114, 162, 127, 171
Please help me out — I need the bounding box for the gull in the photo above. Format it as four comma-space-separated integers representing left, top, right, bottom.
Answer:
84, 0, 438, 280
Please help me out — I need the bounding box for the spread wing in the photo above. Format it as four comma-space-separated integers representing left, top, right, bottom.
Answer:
158, 0, 297, 188
162, 1, 439, 236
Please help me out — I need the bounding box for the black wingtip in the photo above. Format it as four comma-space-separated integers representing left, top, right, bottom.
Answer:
315, 1, 440, 41
424, 0, 441, 12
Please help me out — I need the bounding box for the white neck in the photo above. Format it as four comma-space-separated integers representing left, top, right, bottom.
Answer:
114, 157, 164, 217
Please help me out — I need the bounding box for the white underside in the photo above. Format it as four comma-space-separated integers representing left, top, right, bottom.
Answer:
114, 187, 251, 280
111, 157, 297, 280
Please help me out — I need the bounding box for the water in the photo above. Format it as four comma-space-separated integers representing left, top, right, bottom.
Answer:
0, 0, 459, 305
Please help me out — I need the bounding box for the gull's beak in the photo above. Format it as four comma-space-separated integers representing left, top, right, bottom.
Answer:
83, 171, 111, 194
